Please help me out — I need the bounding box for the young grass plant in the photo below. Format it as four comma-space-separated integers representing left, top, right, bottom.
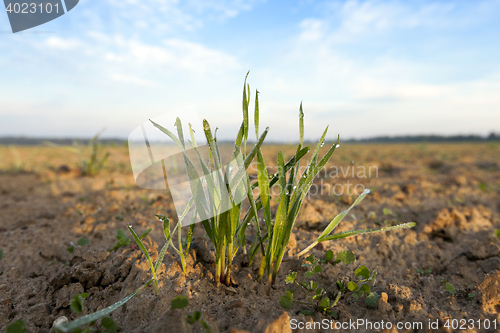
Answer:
80, 131, 110, 176
149, 73, 284, 286
156, 200, 196, 274
250, 105, 416, 293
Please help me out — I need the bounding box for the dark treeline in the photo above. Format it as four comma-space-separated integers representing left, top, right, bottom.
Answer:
0, 137, 126, 146
1, 132, 499, 145
344, 132, 500, 143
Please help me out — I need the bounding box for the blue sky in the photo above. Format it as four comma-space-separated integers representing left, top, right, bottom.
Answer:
1, 0, 500, 142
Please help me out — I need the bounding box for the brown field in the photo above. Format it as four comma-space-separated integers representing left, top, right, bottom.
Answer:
0, 143, 499, 332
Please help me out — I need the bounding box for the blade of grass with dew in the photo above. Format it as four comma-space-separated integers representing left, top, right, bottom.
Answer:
318, 222, 417, 242
282, 189, 370, 261
127, 226, 158, 294
55, 279, 153, 332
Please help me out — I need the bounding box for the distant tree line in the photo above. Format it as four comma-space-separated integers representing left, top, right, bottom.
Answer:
1, 132, 499, 145
0, 137, 126, 146
344, 132, 500, 143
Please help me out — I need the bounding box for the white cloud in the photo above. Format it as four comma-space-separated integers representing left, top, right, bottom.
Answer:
45, 36, 85, 50
310, 0, 457, 43
110, 74, 155, 86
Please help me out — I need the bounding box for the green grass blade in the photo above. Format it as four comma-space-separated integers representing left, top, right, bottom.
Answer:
175, 117, 186, 149
318, 189, 370, 240
310, 126, 328, 160
299, 102, 304, 146
318, 223, 417, 242
228, 127, 269, 191
149, 119, 183, 148
242, 71, 250, 152
269, 152, 288, 267
254, 89, 260, 139
256, 150, 272, 230
127, 226, 158, 294
56, 279, 153, 332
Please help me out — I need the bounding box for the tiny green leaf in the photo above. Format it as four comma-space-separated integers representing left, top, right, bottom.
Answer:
337, 250, 355, 265
67, 243, 75, 254
383, 208, 392, 215
139, 228, 152, 239
6, 320, 26, 333
325, 250, 334, 262
0, 248, 4, 260
366, 292, 379, 307
347, 281, 358, 291
298, 310, 315, 316
285, 272, 297, 284
77, 238, 89, 247
494, 229, 500, 238
468, 292, 475, 299
70, 293, 89, 314
116, 229, 127, 240
319, 297, 330, 309
306, 254, 315, 264
360, 284, 371, 295
201, 320, 211, 333
445, 282, 456, 295
279, 290, 294, 309
101, 317, 117, 333
304, 271, 314, 278
313, 265, 322, 274
171, 295, 189, 310
355, 265, 370, 279
310, 282, 318, 290
328, 310, 338, 318
193, 311, 202, 322
187, 315, 196, 325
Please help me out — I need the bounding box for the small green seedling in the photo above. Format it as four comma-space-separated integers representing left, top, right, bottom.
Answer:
445, 282, 456, 295
494, 229, 500, 238
416, 267, 432, 275
108, 228, 151, 252
71, 293, 89, 314
347, 265, 378, 307
80, 131, 110, 176
326, 250, 378, 307
6, 320, 27, 333
47, 130, 110, 176
127, 226, 162, 294
127, 209, 196, 294
67, 238, 90, 254
156, 212, 195, 275
280, 254, 340, 317
172, 295, 212, 333
382, 208, 393, 216
108, 229, 131, 252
